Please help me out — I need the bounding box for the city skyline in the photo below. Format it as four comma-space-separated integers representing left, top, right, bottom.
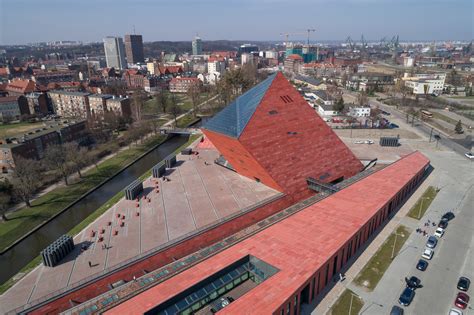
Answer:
1, 0, 473, 45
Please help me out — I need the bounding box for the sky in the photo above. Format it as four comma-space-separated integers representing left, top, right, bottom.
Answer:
0, 0, 473, 45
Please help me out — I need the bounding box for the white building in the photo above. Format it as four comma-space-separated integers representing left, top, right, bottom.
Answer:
198, 72, 221, 85
402, 72, 446, 95
208, 61, 225, 75
241, 53, 255, 65
349, 105, 371, 117
317, 104, 338, 117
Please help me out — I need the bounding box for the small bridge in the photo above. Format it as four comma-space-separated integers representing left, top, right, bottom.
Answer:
159, 127, 201, 135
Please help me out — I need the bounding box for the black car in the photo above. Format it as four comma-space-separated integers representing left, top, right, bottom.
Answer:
438, 219, 448, 229
390, 305, 404, 315
442, 212, 455, 221
416, 259, 428, 271
457, 277, 471, 291
398, 287, 415, 306
382, 110, 391, 116
405, 276, 422, 289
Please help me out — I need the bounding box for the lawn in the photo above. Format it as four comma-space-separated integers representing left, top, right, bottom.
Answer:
407, 186, 438, 220
331, 289, 364, 315
0, 134, 167, 252
353, 225, 410, 291
0, 121, 46, 139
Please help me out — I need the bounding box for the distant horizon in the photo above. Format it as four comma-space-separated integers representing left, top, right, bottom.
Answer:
1, 0, 472, 45
1, 38, 472, 47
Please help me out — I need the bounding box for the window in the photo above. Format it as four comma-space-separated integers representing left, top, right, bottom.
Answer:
269, 110, 278, 115
287, 131, 297, 135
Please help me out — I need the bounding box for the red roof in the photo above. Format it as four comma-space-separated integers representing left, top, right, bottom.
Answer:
6, 79, 36, 94
0, 68, 8, 76
287, 54, 303, 61
106, 151, 430, 315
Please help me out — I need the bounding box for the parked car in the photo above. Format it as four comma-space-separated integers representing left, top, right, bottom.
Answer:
398, 287, 415, 306
364, 140, 374, 144
405, 276, 422, 289
442, 212, 455, 221
389, 123, 400, 129
465, 152, 474, 159
454, 292, 470, 309
434, 227, 445, 238
416, 259, 428, 271
354, 140, 364, 144
448, 308, 463, 315
438, 219, 448, 229
390, 305, 404, 315
457, 277, 471, 291
422, 248, 434, 260
381, 110, 391, 115
426, 236, 438, 249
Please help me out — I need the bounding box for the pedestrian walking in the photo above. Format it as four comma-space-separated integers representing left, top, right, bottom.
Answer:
88, 261, 92, 268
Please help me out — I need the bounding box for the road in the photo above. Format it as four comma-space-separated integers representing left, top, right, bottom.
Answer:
360, 150, 474, 315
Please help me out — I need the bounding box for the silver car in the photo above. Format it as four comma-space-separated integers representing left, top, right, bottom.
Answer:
426, 236, 438, 249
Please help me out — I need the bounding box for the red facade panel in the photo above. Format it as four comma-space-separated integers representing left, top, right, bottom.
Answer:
239, 73, 363, 197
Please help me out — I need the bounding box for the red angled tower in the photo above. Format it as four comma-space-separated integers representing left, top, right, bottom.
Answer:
202, 72, 363, 201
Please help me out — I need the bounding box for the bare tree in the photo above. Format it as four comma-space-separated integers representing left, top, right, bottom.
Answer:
11, 157, 41, 208
357, 91, 369, 106
64, 142, 90, 178
131, 90, 146, 123
187, 83, 201, 117
156, 92, 168, 114
169, 94, 182, 127
44, 144, 74, 185
0, 192, 9, 221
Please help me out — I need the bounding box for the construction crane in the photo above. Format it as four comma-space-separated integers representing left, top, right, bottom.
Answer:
306, 28, 316, 45
360, 34, 367, 51
280, 32, 306, 46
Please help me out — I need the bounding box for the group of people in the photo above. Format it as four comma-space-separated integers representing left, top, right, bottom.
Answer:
416, 219, 435, 236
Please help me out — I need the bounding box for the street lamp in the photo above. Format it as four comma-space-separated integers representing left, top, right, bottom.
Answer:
391, 232, 405, 259
418, 197, 430, 219
348, 292, 360, 315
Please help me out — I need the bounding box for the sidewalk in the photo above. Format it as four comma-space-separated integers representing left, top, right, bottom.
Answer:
303, 168, 436, 315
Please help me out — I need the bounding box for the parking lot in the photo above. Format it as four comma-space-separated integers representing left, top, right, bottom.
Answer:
349, 150, 474, 315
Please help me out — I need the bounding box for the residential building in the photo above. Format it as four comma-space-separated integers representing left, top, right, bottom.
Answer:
122, 69, 145, 88
31, 70, 76, 85
0, 120, 87, 173
124, 34, 144, 64
346, 72, 394, 91
349, 105, 371, 117
103, 37, 127, 70
88, 94, 112, 117
25, 92, 51, 115
284, 54, 304, 74
402, 72, 446, 95
317, 103, 338, 116
208, 60, 225, 75
293, 75, 327, 90
5, 79, 36, 96
312, 90, 334, 105
241, 53, 255, 65
48, 90, 90, 119
0, 96, 29, 120
107, 96, 131, 117
169, 77, 201, 93
192, 36, 203, 55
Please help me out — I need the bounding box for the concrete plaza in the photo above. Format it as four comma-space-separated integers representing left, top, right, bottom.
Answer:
0, 141, 279, 314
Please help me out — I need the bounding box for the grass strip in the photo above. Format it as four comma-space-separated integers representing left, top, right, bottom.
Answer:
407, 186, 438, 220
331, 289, 364, 315
354, 225, 410, 291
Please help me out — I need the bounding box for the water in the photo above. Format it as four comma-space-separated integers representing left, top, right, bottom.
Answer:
0, 134, 190, 284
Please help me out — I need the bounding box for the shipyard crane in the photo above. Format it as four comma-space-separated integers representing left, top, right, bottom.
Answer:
346, 36, 355, 50
306, 28, 316, 45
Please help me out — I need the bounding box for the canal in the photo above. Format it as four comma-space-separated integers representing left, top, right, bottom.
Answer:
0, 134, 190, 284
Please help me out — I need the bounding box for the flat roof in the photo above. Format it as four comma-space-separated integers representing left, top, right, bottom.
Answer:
0, 145, 280, 314
106, 151, 429, 315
